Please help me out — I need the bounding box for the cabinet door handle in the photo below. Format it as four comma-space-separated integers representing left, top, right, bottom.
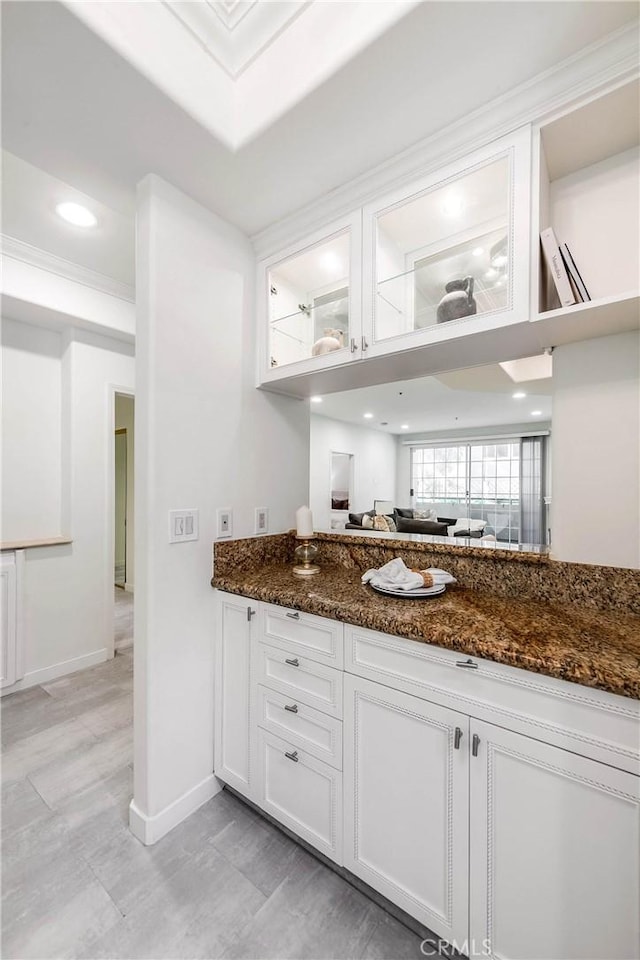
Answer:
361, 336, 369, 352
286, 611, 300, 620
247, 607, 256, 622
472, 733, 481, 757
284, 657, 299, 667
284, 703, 298, 713
456, 658, 478, 669
454, 727, 463, 750
285, 750, 299, 762
350, 338, 357, 353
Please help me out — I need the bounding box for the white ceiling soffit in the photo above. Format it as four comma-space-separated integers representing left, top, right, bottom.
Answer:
313, 367, 553, 436
62, 0, 418, 150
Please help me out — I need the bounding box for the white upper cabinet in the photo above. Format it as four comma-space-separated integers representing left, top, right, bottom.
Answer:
255, 76, 639, 396
362, 127, 532, 359
257, 212, 362, 385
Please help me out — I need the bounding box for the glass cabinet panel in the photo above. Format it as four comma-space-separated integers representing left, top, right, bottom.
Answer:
374, 155, 511, 343
268, 231, 351, 370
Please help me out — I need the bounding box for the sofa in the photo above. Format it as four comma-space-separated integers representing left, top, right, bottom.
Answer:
345, 506, 494, 539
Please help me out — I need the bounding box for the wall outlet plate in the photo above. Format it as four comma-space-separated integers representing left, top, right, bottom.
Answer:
255, 507, 269, 535
216, 508, 233, 539
169, 509, 199, 543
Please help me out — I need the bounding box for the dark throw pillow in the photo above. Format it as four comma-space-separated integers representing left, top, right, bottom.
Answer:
396, 517, 448, 536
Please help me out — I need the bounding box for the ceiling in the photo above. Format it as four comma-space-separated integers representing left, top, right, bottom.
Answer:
312, 360, 553, 435
2, 0, 637, 249
2, 151, 135, 288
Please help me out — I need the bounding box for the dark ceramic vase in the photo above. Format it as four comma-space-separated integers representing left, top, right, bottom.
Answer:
436, 276, 477, 324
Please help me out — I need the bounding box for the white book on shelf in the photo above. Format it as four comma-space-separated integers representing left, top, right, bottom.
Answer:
540, 227, 576, 308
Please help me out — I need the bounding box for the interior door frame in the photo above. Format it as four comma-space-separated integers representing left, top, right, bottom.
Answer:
106, 384, 135, 660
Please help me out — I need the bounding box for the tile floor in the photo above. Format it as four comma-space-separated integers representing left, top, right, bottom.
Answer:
114, 587, 133, 651
1, 651, 433, 960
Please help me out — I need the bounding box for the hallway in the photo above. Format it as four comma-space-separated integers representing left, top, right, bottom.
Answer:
1, 653, 426, 960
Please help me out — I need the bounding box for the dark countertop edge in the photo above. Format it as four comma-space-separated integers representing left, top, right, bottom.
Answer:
211, 575, 640, 701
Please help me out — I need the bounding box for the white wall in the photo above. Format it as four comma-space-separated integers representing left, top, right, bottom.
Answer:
552, 331, 639, 569
115, 393, 135, 591
132, 175, 309, 842
1, 318, 62, 541
1, 320, 135, 689
310, 415, 397, 529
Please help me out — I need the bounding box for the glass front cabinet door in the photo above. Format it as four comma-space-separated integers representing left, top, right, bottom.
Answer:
257, 213, 362, 385
362, 128, 532, 358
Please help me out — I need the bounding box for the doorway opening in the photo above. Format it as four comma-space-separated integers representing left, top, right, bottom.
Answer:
114, 393, 134, 651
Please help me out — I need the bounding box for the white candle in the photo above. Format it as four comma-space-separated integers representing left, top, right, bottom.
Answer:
296, 506, 314, 537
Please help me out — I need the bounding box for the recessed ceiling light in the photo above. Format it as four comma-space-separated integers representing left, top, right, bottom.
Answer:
512, 391, 526, 399
310, 396, 323, 404
56, 202, 97, 227
400, 424, 409, 430
363, 412, 374, 419
472, 247, 484, 257
531, 410, 542, 416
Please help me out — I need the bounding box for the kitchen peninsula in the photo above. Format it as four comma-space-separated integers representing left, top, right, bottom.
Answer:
211, 529, 640, 958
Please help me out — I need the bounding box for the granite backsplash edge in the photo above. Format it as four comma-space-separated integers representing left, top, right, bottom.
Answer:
212, 531, 640, 615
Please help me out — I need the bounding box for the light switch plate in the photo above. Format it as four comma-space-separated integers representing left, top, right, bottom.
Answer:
216, 508, 233, 539
169, 509, 199, 543
255, 507, 269, 535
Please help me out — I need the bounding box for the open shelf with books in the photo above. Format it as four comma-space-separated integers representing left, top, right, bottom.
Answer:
532, 78, 639, 338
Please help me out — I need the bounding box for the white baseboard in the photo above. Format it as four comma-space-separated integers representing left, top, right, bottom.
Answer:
129, 773, 222, 845
1, 648, 109, 695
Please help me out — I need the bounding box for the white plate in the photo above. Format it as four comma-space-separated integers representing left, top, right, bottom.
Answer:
369, 582, 447, 599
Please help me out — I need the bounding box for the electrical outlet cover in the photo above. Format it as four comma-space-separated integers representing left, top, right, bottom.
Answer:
255, 507, 269, 535
216, 508, 233, 539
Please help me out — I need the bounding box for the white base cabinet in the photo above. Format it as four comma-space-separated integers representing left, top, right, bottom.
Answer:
469, 720, 640, 960
343, 674, 469, 945
258, 728, 342, 862
214, 592, 640, 957
214, 593, 256, 799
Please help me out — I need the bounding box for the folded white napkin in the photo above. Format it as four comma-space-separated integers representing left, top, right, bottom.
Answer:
361, 557, 456, 592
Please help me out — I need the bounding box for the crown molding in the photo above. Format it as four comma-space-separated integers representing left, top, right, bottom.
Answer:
1, 235, 135, 304
163, 0, 309, 79
251, 22, 639, 257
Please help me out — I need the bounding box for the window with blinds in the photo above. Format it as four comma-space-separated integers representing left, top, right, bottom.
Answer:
410, 437, 546, 545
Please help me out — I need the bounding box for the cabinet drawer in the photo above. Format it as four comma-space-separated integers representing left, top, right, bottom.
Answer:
256, 643, 343, 718
260, 603, 344, 668
345, 624, 640, 775
257, 729, 342, 863
256, 684, 343, 769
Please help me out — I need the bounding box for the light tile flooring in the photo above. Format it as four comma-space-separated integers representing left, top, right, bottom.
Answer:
114, 587, 133, 651
2, 652, 430, 960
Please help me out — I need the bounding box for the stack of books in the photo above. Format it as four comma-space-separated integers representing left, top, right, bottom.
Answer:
540, 227, 591, 309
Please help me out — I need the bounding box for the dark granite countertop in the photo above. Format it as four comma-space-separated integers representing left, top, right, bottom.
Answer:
212, 562, 640, 700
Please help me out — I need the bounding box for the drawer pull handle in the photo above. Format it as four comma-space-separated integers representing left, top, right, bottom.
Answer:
285, 750, 299, 762
456, 658, 478, 669
472, 733, 481, 757
454, 727, 463, 750
247, 607, 256, 622
286, 611, 300, 620
284, 657, 300, 667
284, 703, 298, 713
